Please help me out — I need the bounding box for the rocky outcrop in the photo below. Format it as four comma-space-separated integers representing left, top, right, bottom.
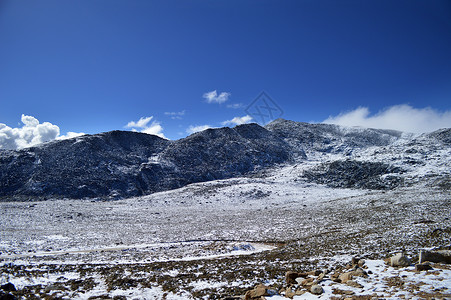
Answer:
304, 160, 404, 190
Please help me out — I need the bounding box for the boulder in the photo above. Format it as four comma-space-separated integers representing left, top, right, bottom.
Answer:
419, 250, 451, 264
310, 285, 324, 295
244, 284, 270, 300
0, 291, 16, 300
389, 253, 411, 267
285, 288, 295, 299
0, 283, 16, 292
415, 262, 433, 271
338, 272, 353, 283
285, 271, 306, 284
350, 267, 367, 277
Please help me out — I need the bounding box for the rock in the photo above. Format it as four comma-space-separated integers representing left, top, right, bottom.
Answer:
346, 280, 363, 288
310, 285, 324, 295
285, 271, 303, 285
0, 283, 16, 292
339, 272, 353, 283
306, 270, 322, 276
244, 284, 270, 300
419, 250, 451, 264
300, 277, 314, 286
295, 277, 304, 285
316, 273, 325, 283
415, 262, 433, 271
285, 288, 295, 299
389, 253, 411, 267
295, 289, 305, 296
266, 289, 278, 296
358, 259, 366, 267
331, 272, 341, 282
350, 267, 367, 277
332, 288, 354, 296
0, 291, 16, 300
44, 284, 67, 293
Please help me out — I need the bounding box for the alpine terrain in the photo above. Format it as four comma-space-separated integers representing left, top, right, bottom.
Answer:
0, 119, 450, 299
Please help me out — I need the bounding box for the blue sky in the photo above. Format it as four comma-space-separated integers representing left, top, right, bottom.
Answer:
1, 0, 451, 147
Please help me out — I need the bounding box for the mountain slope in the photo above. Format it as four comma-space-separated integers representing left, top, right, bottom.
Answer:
0, 124, 292, 200
265, 118, 404, 155
0, 120, 449, 200
0, 131, 170, 200
136, 124, 293, 193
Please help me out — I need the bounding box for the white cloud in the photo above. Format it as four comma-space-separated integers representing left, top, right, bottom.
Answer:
227, 103, 244, 109
203, 90, 231, 104
221, 115, 253, 126
125, 116, 153, 129
186, 125, 212, 134
324, 104, 451, 133
164, 110, 185, 120
126, 116, 166, 139
57, 132, 85, 140
0, 114, 85, 150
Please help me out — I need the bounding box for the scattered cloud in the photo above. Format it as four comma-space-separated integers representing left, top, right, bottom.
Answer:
125, 116, 166, 139
164, 110, 186, 120
57, 132, 85, 140
186, 125, 212, 134
125, 116, 154, 129
324, 104, 451, 133
227, 103, 244, 109
221, 115, 253, 126
0, 114, 84, 150
203, 90, 230, 104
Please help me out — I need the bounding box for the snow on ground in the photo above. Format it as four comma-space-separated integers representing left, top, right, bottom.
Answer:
267, 259, 451, 300
1, 156, 450, 298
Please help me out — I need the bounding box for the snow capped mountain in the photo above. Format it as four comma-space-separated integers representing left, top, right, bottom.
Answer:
0, 119, 449, 201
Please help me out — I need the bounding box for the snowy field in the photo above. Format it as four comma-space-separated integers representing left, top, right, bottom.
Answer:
1, 164, 451, 299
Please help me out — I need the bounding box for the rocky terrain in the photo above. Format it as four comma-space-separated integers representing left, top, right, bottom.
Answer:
0, 181, 450, 299
0, 123, 291, 200
0, 119, 450, 299
1, 119, 449, 201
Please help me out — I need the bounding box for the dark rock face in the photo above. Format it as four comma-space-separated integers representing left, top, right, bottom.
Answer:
0, 283, 16, 292
137, 124, 292, 193
304, 160, 404, 190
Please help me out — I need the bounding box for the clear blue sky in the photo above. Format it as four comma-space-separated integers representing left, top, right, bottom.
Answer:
1, 0, 451, 140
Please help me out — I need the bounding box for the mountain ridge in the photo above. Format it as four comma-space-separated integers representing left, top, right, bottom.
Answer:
0, 119, 449, 200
